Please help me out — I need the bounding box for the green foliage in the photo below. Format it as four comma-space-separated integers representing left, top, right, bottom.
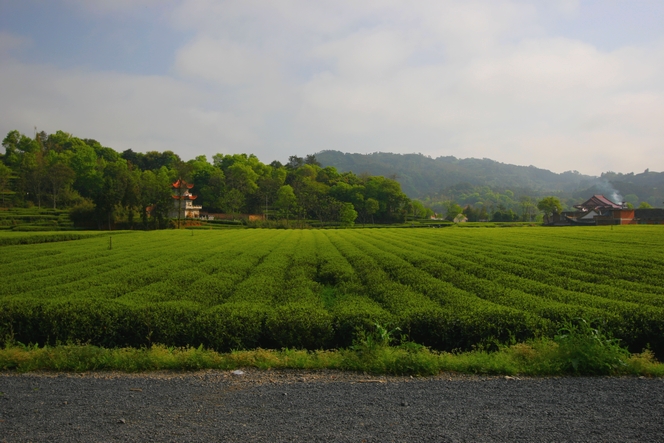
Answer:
1, 227, 664, 363
1, 333, 663, 376
537, 196, 563, 221
0, 231, 104, 246
315, 151, 596, 199
2, 129, 416, 228
550, 319, 629, 375
338, 202, 357, 227
0, 162, 12, 205
69, 199, 96, 226
316, 151, 664, 223
329, 296, 394, 347
265, 303, 333, 349
196, 302, 269, 352
350, 322, 401, 354
2, 341, 662, 376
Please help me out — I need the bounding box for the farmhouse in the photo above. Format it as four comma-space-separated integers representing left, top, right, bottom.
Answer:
574, 194, 623, 213
557, 194, 664, 225
169, 179, 202, 219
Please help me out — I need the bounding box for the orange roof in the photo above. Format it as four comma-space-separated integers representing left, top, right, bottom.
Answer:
172, 179, 194, 189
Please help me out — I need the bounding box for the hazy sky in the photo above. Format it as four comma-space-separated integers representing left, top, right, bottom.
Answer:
1, 0, 662, 175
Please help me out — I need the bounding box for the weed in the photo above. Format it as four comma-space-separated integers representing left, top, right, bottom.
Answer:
551, 318, 629, 375
0, 319, 661, 376
350, 322, 401, 354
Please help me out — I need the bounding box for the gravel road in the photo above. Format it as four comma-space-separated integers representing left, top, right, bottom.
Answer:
1, 369, 663, 442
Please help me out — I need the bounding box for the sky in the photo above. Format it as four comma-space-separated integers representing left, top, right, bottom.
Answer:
0, 0, 663, 175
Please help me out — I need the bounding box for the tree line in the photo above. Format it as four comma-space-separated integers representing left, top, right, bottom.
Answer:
0, 130, 413, 228
419, 183, 541, 222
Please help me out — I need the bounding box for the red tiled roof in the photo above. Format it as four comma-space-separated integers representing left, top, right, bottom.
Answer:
172, 179, 194, 189
574, 194, 622, 211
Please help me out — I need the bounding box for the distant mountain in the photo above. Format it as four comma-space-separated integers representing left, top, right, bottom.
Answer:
592, 170, 664, 207
315, 151, 596, 198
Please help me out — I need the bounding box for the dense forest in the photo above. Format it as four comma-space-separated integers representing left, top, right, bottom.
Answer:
315, 150, 596, 197
3, 130, 661, 228
0, 130, 415, 229
316, 150, 664, 220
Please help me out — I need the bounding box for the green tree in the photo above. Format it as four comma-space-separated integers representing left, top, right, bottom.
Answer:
2, 130, 38, 168
46, 162, 75, 209
364, 198, 379, 225
20, 150, 47, 208
123, 167, 142, 228
92, 161, 131, 229
519, 195, 535, 221
411, 200, 426, 219
2, 130, 21, 167
195, 168, 225, 211
304, 154, 321, 166
139, 168, 172, 229
463, 205, 478, 222
69, 143, 103, 199
537, 196, 563, 224
0, 162, 12, 205
445, 202, 464, 221
623, 194, 639, 207
287, 155, 304, 169
638, 201, 653, 209
226, 163, 258, 196
275, 184, 298, 226
364, 176, 409, 223
339, 202, 357, 227
220, 188, 245, 218
256, 166, 286, 218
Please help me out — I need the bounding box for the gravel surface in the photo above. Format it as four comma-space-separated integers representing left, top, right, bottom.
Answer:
1, 369, 663, 442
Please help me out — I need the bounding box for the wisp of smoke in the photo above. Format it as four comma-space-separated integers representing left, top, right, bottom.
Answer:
594, 179, 623, 204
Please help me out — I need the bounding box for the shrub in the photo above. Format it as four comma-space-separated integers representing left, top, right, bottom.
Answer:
139, 302, 202, 347
195, 303, 269, 352
329, 296, 394, 347
264, 303, 333, 349
68, 199, 96, 227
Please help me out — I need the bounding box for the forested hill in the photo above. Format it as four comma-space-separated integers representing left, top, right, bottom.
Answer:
0, 129, 416, 229
315, 151, 595, 198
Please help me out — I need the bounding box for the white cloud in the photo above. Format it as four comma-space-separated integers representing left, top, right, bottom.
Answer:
313, 29, 412, 80
297, 38, 663, 172
1, 0, 663, 174
553, 0, 580, 16
175, 37, 280, 86
0, 58, 261, 158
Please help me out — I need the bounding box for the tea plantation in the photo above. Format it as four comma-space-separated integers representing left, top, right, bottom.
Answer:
1, 226, 663, 357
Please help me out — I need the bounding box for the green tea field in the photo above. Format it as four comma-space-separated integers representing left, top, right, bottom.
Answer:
1, 226, 664, 356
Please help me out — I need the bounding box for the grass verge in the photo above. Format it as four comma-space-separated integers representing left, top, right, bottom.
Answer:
2, 320, 662, 376
1, 341, 662, 376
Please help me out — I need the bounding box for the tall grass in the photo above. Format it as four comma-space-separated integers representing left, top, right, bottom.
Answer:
2, 321, 662, 376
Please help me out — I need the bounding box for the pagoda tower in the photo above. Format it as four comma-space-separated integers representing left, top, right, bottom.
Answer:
169, 179, 202, 221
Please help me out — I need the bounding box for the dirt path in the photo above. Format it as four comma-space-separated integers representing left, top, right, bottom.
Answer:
1, 369, 663, 442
